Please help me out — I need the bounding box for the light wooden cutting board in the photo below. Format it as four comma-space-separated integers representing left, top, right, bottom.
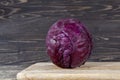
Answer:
17, 62, 120, 80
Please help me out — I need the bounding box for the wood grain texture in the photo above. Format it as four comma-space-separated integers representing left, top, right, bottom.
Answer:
0, 0, 119, 65
17, 62, 120, 80
0, 64, 28, 80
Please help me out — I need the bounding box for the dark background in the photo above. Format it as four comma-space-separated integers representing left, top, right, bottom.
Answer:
0, 0, 120, 65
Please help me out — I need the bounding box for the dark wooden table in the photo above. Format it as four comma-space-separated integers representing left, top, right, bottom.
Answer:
0, 0, 120, 79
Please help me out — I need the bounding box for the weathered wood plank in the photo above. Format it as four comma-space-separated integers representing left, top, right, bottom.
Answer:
0, 0, 119, 65
0, 65, 28, 80
0, 19, 119, 65
0, 0, 120, 20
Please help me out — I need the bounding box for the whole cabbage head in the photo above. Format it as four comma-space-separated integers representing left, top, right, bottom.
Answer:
46, 18, 92, 68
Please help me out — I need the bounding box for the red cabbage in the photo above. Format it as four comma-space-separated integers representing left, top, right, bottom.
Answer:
46, 18, 92, 68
